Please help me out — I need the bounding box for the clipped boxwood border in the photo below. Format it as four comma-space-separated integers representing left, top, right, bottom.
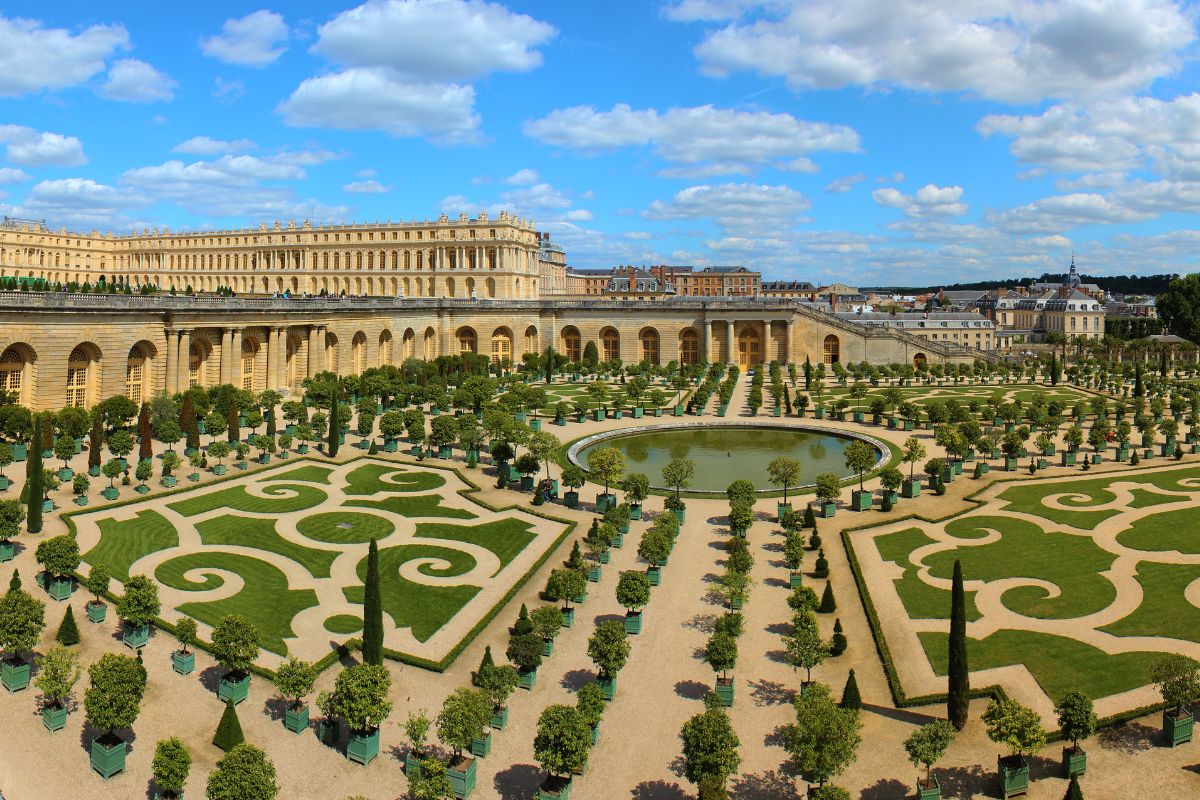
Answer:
838, 460, 1191, 735
65, 451, 575, 677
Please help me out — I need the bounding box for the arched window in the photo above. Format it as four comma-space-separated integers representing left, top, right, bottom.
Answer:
491, 328, 513, 365
241, 338, 257, 392
823, 334, 840, 365
640, 328, 660, 365
0, 347, 27, 402
378, 330, 393, 366
457, 327, 477, 355
679, 329, 699, 365
352, 332, 367, 373
562, 327, 581, 362
66, 345, 92, 407
601, 328, 620, 362
126, 345, 148, 404
524, 325, 538, 356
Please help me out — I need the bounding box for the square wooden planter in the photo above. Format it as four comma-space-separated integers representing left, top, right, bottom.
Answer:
348, 728, 381, 766
90, 733, 127, 779
470, 730, 492, 758
1164, 709, 1193, 746
172, 650, 195, 675
86, 601, 107, 624
1, 657, 29, 692
448, 756, 477, 799
625, 610, 643, 635
218, 672, 251, 705
598, 674, 617, 700
284, 703, 309, 733
714, 677, 734, 707
122, 622, 150, 649
42, 703, 68, 732
1062, 746, 1086, 777
997, 755, 1029, 799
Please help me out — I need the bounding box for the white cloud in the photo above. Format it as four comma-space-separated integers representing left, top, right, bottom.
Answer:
10, 178, 145, 228
987, 192, 1153, 234
525, 103, 859, 176
98, 59, 176, 103
200, 10, 290, 67
686, 0, 1195, 104
825, 173, 866, 193
0, 168, 29, 184
213, 77, 247, 102
356, 168, 377, 178
562, 209, 593, 221
0, 16, 129, 97
871, 183, 967, 218
500, 182, 570, 210
312, 0, 555, 81
505, 168, 540, 185
278, 68, 480, 143
664, 0, 778, 21
173, 136, 256, 155
344, 179, 391, 193
0, 126, 86, 167
643, 182, 811, 233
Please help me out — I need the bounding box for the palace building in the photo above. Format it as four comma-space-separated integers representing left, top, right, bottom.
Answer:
0, 214, 982, 412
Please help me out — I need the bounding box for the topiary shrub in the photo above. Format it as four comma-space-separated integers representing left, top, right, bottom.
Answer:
56, 604, 80, 646
830, 618, 847, 656
212, 699, 245, 751
813, 549, 829, 579
818, 582, 837, 613
840, 669, 861, 710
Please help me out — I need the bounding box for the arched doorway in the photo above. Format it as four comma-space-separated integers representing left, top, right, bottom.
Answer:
524, 325, 538, 356
561, 326, 581, 362
823, 334, 840, 365
600, 327, 620, 362
737, 327, 761, 369
0, 343, 35, 406
679, 329, 699, 365
402, 328, 415, 359
913, 352, 928, 370
326, 332, 340, 375
423, 327, 437, 360
241, 337, 259, 392
125, 342, 155, 404
490, 327, 513, 365
639, 328, 660, 365
66, 344, 99, 407
456, 327, 477, 355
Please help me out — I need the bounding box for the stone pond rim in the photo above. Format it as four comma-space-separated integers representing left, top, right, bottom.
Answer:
568, 422, 888, 493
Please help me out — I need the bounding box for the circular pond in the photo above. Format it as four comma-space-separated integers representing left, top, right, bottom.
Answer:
572, 423, 885, 493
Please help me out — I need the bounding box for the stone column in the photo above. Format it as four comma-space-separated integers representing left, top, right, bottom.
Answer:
307, 325, 321, 378
267, 327, 282, 389
164, 328, 177, 395
764, 320, 773, 363
178, 329, 192, 391
726, 319, 735, 365
785, 318, 794, 365
699, 318, 709, 363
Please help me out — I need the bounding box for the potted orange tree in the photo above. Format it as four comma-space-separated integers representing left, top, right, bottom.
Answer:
1153, 654, 1200, 747
904, 719, 955, 799
275, 656, 318, 733
588, 620, 630, 701
211, 614, 260, 705
983, 697, 1046, 799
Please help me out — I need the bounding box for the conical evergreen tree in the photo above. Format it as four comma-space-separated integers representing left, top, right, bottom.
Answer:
265, 402, 276, 438
361, 539, 383, 666
948, 559, 970, 730
26, 413, 42, 534
367, 440, 378, 455
56, 605, 80, 646
840, 669, 861, 710
802, 505, 816, 529
818, 581, 837, 613
181, 393, 200, 452
472, 644, 495, 687
227, 401, 239, 445
514, 603, 533, 635
88, 414, 103, 471
1063, 774, 1083, 800
328, 387, 341, 457
8, 569, 20, 591
212, 699, 245, 751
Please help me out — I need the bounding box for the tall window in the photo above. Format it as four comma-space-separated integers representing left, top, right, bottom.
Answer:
601, 329, 619, 361
491, 329, 512, 364
125, 358, 144, 404
822, 335, 840, 365
188, 344, 202, 388
457, 328, 477, 355
0, 349, 24, 399
640, 330, 660, 365
241, 340, 256, 392
679, 330, 699, 365
66, 346, 90, 407
563, 329, 581, 361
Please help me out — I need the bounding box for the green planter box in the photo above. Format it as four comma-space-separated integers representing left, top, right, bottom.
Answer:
122, 622, 150, 649
776, 502, 792, 521
596, 493, 615, 512
46, 574, 73, 601
852, 411, 864, 423
490, 705, 509, 731
1165, 709, 1193, 746
41, 499, 53, 513
673, 507, 686, 524
888, 417, 898, 429
613, 409, 624, 420
135, 484, 151, 495
940, 467, 955, 484
537, 776, 573, 800
646, 566, 661, 586
57, 467, 73, 481
519, 668, 537, 690
916, 776, 941, 800
790, 572, 803, 589
282, 705, 307, 732
997, 756, 1029, 799
383, 439, 398, 452
91, 734, 127, 779
470, 730, 492, 757
318, 718, 339, 747
541, 638, 555, 658
820, 501, 836, 518
598, 550, 611, 564
102, 487, 119, 500
2, 657, 29, 692
348, 728, 380, 766
86, 601, 107, 623
851, 490, 872, 511
673, 405, 684, 417
561, 606, 575, 627
218, 672, 251, 705
172, 650, 195, 675
1061, 451, 1077, 467
629, 504, 642, 520
1004, 456, 1019, 471
598, 674, 617, 700
448, 757, 477, 799
625, 610, 643, 635
716, 406, 726, 418
1062, 746, 1086, 777
632, 407, 644, 419
212, 464, 227, 476
902, 479, 921, 499
587, 565, 601, 583
714, 677, 734, 707
564, 490, 579, 508
42, 703, 68, 732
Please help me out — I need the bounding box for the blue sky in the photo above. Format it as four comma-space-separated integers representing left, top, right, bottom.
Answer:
2, 1, 1200, 285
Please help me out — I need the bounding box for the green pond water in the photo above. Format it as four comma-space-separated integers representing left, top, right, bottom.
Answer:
578, 425, 868, 492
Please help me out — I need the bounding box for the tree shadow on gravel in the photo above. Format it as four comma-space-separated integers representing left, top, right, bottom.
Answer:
765, 649, 790, 665
702, 571, 722, 584
560, 668, 594, 691
934, 763, 991, 799
591, 612, 625, 626
763, 725, 790, 748
763, 576, 790, 589
762, 542, 783, 552
764, 621, 792, 636
748, 679, 795, 706
1097, 719, 1158, 753
262, 696, 287, 723
674, 679, 711, 700
668, 754, 688, 778
631, 780, 690, 800
1025, 754, 1060, 782
860, 778, 908, 799
493, 762, 543, 800
707, 540, 728, 551
682, 613, 716, 633
198, 664, 223, 693
729, 769, 795, 800
861, 703, 941, 726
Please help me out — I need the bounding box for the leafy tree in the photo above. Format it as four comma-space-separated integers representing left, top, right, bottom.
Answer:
662, 457, 694, 498
904, 720, 955, 785
212, 699, 245, 751
0, 499, 24, 545
947, 560, 969, 730
361, 539, 383, 666
206, 743, 279, 800
210, 614, 261, 676
152, 737, 191, 798
588, 619, 631, 679
116, 574, 160, 627
174, 616, 197, 655
576, 681, 605, 728
327, 663, 393, 733
616, 570, 651, 612
703, 630, 738, 680
409, 757, 455, 800
1151, 654, 1200, 714
274, 657, 318, 711
84, 652, 146, 734
436, 687, 492, 758
621, 472, 650, 507
35, 644, 80, 708
531, 604, 563, 642
1157, 273, 1200, 343
784, 609, 828, 683
782, 682, 862, 788
814, 473, 841, 506
680, 706, 741, 789
783, 530, 805, 573
545, 568, 586, 610
983, 697, 1046, 758
478, 662, 520, 712
901, 437, 927, 480
84, 564, 110, 605
0, 586, 44, 659
534, 704, 591, 778
1055, 691, 1096, 750
586, 446, 625, 496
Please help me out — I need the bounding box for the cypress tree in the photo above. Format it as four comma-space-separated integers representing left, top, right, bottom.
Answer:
1063, 774, 1083, 800
26, 413, 42, 533
328, 385, 341, 457
227, 401, 239, 445
180, 394, 200, 452
137, 404, 153, 463
948, 559, 970, 730
804, 355, 812, 392
1049, 353, 1059, 386
1160, 349, 1168, 378
88, 413, 103, 471
802, 505, 816, 529
1134, 365, 1144, 398
472, 645, 495, 687
56, 605, 80, 646
840, 669, 861, 710
212, 699, 245, 751
361, 538, 383, 666
818, 581, 837, 613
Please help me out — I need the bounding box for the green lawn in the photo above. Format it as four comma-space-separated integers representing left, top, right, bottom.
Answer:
922, 515, 1117, 620
343, 543, 480, 642
874, 527, 981, 621
920, 629, 1161, 702
324, 614, 363, 634
1101, 563, 1200, 644
270, 465, 334, 484
155, 550, 319, 656
196, 516, 338, 578
415, 518, 537, 571
296, 511, 395, 544
82, 510, 179, 581
344, 463, 446, 495
168, 482, 328, 516
998, 467, 1200, 529
346, 494, 476, 520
